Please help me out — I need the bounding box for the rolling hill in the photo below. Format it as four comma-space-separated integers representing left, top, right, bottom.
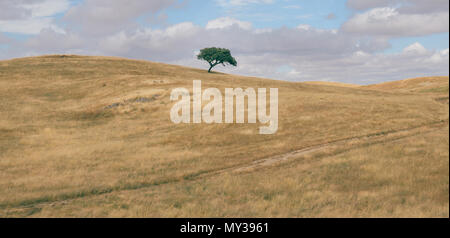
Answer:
0, 55, 448, 217
363, 76, 449, 93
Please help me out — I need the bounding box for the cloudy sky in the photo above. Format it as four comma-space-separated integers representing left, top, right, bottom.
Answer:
0, 0, 448, 84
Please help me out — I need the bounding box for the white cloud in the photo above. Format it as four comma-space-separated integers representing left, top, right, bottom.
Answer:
253, 28, 273, 34
63, 0, 177, 36
216, 0, 274, 7
0, 18, 65, 34
0, 0, 36, 20
22, 0, 71, 18
24, 28, 82, 50
206, 17, 252, 30
347, 0, 449, 14
0, 0, 70, 34
297, 24, 311, 30
427, 48, 450, 63
165, 22, 198, 37
342, 7, 449, 37
403, 42, 428, 55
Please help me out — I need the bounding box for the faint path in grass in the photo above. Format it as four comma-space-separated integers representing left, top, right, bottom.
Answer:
225, 119, 448, 174
1, 119, 448, 215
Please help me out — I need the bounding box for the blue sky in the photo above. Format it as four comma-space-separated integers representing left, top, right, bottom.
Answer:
166, 0, 351, 29
0, 0, 448, 84
163, 0, 448, 52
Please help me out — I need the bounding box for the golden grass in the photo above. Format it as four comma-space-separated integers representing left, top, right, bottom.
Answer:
0, 55, 448, 217
303, 81, 361, 88
363, 76, 449, 93
12, 124, 447, 218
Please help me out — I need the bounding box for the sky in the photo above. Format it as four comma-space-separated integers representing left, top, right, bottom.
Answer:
0, 0, 448, 84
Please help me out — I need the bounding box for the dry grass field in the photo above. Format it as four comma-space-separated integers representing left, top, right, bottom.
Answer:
0, 55, 448, 217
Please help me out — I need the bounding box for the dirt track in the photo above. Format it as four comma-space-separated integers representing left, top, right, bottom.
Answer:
202, 119, 448, 175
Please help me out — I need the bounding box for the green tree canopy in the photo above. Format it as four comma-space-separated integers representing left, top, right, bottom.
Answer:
197, 47, 237, 73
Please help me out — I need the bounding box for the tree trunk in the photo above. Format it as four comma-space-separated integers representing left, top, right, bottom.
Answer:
208, 65, 214, 73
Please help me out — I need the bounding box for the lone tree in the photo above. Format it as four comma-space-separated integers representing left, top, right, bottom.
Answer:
197, 47, 237, 73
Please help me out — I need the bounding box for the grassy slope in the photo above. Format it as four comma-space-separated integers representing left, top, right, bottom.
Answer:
363, 76, 449, 93
303, 81, 360, 88
0, 55, 448, 217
